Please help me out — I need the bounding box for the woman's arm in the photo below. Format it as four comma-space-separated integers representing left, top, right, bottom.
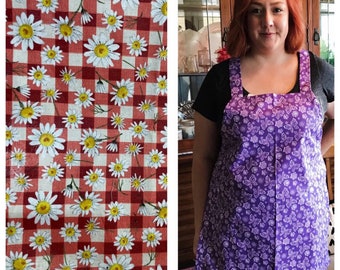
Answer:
192, 112, 220, 255
321, 101, 334, 155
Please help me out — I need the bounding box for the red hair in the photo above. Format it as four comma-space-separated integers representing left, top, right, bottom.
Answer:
226, 0, 306, 57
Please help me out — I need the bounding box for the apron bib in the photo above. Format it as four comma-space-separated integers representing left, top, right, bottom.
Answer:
195, 50, 329, 270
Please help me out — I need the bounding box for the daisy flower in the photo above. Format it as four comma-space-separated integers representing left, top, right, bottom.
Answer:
52, 16, 82, 43
129, 121, 149, 139
41, 162, 64, 182
36, 0, 59, 13
114, 230, 135, 251
11, 101, 42, 124
130, 174, 146, 192
62, 183, 75, 198
110, 112, 126, 130
162, 103, 167, 115
84, 33, 120, 68
151, 0, 167, 26
74, 87, 95, 108
99, 254, 134, 270
80, 128, 103, 158
56, 260, 77, 270
29, 231, 52, 252
60, 67, 76, 85
84, 168, 105, 188
85, 217, 101, 235
81, 8, 93, 24
7, 12, 44, 50
41, 45, 63, 64
155, 75, 167, 95
153, 200, 167, 226
150, 265, 163, 270
138, 203, 151, 216
26, 191, 63, 225
59, 222, 81, 243
102, 10, 123, 33
70, 191, 102, 216
76, 245, 98, 266
108, 158, 129, 178
13, 172, 33, 190
6, 251, 34, 270
106, 141, 118, 152
6, 125, 19, 147
105, 201, 127, 222
158, 173, 167, 190
96, 79, 107, 93
113, 0, 140, 10
14, 84, 31, 98
142, 227, 162, 248
127, 34, 147, 56
41, 87, 61, 103
154, 45, 167, 61
147, 149, 165, 169
6, 221, 23, 244
160, 125, 167, 148
125, 142, 143, 156
138, 100, 155, 114
62, 109, 84, 129
64, 149, 80, 168
110, 78, 134, 105
28, 65, 50, 87
135, 62, 150, 81
28, 122, 65, 157
10, 148, 26, 167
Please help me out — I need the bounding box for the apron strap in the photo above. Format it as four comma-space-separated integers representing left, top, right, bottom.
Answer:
228, 57, 243, 97
299, 50, 312, 93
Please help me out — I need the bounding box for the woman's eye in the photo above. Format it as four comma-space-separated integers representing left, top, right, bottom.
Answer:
250, 8, 262, 14
273, 7, 283, 13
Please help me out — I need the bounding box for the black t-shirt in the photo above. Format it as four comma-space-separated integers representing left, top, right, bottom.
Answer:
192, 51, 334, 124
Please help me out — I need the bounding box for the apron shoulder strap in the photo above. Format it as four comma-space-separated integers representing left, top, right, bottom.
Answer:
228, 57, 243, 97
299, 50, 312, 93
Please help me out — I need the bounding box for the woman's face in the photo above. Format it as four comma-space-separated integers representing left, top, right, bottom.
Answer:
246, 0, 289, 54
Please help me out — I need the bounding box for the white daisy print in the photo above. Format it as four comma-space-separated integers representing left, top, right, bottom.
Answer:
129, 121, 149, 139
7, 12, 44, 50
158, 173, 167, 190
62, 109, 84, 129
135, 62, 151, 81
84, 168, 105, 188
138, 99, 155, 114
56, 260, 77, 270
110, 79, 134, 106
111, 112, 126, 130
114, 230, 135, 251
6, 188, 17, 208
70, 191, 103, 216
80, 128, 103, 158
85, 217, 101, 236
52, 16, 82, 43
162, 102, 167, 115
36, 0, 59, 13
153, 199, 167, 226
156, 75, 167, 95
99, 254, 134, 270
28, 65, 50, 87
76, 245, 98, 266
41, 162, 64, 182
13, 172, 33, 190
151, 0, 167, 26
29, 231, 52, 252
10, 148, 26, 167
113, 0, 140, 10
127, 34, 147, 56
96, 79, 107, 93
60, 67, 76, 85
160, 125, 167, 148
41, 45, 63, 64
28, 122, 65, 157
142, 227, 162, 248
154, 45, 167, 61
6, 221, 23, 244
106, 141, 118, 152
62, 183, 75, 198
108, 158, 129, 178
138, 203, 151, 216
74, 87, 95, 108
59, 222, 81, 243
125, 142, 143, 156
130, 174, 146, 192
14, 84, 31, 98
41, 87, 61, 102
81, 8, 93, 24
11, 101, 42, 124
102, 10, 123, 33
84, 33, 120, 68
64, 149, 80, 168
106, 201, 127, 222
6, 251, 34, 270
26, 191, 63, 225
6, 125, 20, 147
147, 149, 165, 169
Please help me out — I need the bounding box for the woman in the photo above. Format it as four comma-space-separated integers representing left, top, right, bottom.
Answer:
192, 0, 334, 269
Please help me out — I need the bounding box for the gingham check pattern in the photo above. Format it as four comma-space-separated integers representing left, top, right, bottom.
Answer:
6, 0, 167, 269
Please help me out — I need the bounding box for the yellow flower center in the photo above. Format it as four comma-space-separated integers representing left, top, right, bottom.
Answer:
159, 49, 167, 58
86, 222, 95, 231
94, 44, 109, 58
159, 207, 167, 219
119, 236, 128, 246
161, 2, 167, 16
63, 73, 71, 82
117, 86, 128, 99
132, 41, 141, 50
6, 193, 10, 202
35, 236, 45, 245
114, 163, 123, 172
68, 114, 77, 123
14, 152, 23, 161
47, 50, 56, 59
46, 89, 55, 97
39, 133, 55, 147
13, 258, 27, 270
109, 264, 123, 270
65, 227, 75, 237
47, 168, 57, 177
163, 176, 168, 184
110, 206, 119, 216
60, 24, 73, 37
147, 233, 156, 242
114, 116, 122, 124
66, 154, 74, 163
84, 136, 96, 149
34, 70, 43, 81
158, 80, 166, 89
20, 107, 34, 119
107, 15, 117, 25
36, 201, 51, 215
129, 145, 137, 152
89, 173, 98, 182
82, 250, 92, 259
7, 226, 16, 236
62, 267, 71, 270
6, 130, 13, 140
80, 199, 93, 211
19, 24, 33, 39
138, 68, 147, 77
43, 0, 52, 7
141, 103, 150, 111
134, 125, 142, 134
17, 177, 26, 185
151, 154, 160, 163
79, 93, 89, 102
132, 179, 140, 188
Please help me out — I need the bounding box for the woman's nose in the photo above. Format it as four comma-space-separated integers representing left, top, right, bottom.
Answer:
262, 11, 274, 27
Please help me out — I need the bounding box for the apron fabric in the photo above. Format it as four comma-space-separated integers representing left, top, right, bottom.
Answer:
195, 50, 330, 270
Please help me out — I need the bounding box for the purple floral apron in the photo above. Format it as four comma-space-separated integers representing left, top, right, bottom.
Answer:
195, 50, 330, 269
